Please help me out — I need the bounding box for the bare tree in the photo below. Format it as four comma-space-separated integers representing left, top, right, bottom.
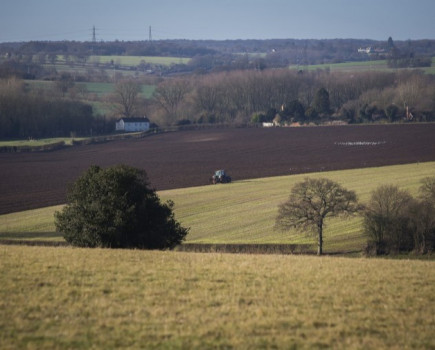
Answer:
55, 73, 75, 97
153, 78, 190, 123
407, 199, 435, 254
275, 178, 360, 255
419, 176, 435, 204
363, 185, 413, 254
194, 79, 220, 115
113, 79, 142, 118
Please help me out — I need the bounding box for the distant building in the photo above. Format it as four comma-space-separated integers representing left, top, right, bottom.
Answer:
262, 122, 275, 127
358, 47, 386, 55
358, 47, 372, 54
115, 117, 150, 132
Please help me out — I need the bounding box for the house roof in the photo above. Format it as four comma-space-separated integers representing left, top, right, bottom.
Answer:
118, 117, 150, 123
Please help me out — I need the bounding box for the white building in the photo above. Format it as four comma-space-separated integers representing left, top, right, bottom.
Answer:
115, 117, 150, 132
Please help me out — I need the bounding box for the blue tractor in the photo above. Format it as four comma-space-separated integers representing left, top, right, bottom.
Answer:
210, 169, 232, 184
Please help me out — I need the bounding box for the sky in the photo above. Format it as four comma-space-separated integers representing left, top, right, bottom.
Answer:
0, 0, 434, 43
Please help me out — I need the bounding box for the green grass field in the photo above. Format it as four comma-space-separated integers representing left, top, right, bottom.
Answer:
1, 162, 434, 253
292, 58, 435, 74
20, 79, 155, 121
40, 53, 189, 79
88, 55, 191, 66
0, 137, 85, 147
52, 55, 190, 67
78, 82, 155, 98
25, 80, 155, 99
0, 246, 433, 349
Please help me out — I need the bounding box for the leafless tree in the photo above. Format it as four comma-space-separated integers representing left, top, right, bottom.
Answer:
113, 79, 142, 117
153, 78, 191, 123
407, 199, 435, 254
419, 176, 435, 204
275, 178, 360, 255
363, 185, 414, 254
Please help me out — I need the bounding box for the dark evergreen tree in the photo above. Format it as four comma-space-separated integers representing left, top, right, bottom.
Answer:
287, 99, 306, 122
313, 87, 331, 115
55, 165, 189, 249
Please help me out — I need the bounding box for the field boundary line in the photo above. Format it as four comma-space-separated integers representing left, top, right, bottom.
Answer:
0, 239, 68, 247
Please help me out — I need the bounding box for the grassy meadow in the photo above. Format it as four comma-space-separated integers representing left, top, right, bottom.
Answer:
1, 162, 435, 253
0, 246, 434, 349
0, 137, 86, 147
88, 55, 191, 66
291, 57, 435, 74
42, 55, 190, 77
25, 80, 155, 99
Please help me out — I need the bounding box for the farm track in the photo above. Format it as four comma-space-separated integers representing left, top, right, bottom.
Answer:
1, 124, 435, 215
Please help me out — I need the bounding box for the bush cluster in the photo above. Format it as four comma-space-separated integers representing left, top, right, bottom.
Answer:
364, 177, 435, 255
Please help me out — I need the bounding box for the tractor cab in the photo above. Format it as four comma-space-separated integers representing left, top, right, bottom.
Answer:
215, 169, 226, 177
210, 169, 231, 184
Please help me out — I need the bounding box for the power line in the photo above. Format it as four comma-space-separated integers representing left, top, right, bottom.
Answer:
92, 25, 96, 42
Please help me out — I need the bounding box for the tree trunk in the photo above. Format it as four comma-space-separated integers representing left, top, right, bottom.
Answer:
317, 221, 323, 256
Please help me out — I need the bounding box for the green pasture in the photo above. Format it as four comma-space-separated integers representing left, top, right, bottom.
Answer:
0, 246, 433, 349
293, 58, 435, 74
25, 80, 155, 98
290, 60, 387, 73
0, 137, 85, 147
22, 80, 155, 117
1, 162, 434, 253
0, 130, 153, 149
53, 54, 190, 67
88, 55, 191, 66
78, 81, 155, 98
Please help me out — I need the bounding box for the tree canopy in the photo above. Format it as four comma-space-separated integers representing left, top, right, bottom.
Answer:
313, 87, 331, 116
364, 181, 435, 255
55, 165, 189, 249
275, 177, 360, 255
363, 185, 413, 254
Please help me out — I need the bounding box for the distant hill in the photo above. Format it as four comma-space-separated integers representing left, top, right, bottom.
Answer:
1, 38, 435, 69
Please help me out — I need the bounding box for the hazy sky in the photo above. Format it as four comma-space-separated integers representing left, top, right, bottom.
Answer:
1, 0, 434, 42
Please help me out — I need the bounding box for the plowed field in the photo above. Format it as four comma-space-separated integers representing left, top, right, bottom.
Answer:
1, 124, 435, 215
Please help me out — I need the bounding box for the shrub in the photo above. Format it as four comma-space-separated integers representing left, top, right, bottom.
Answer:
55, 165, 189, 249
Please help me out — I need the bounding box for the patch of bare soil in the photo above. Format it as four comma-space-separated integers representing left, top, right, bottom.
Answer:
1, 124, 435, 215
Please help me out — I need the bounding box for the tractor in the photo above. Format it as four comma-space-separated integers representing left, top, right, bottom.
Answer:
210, 169, 231, 184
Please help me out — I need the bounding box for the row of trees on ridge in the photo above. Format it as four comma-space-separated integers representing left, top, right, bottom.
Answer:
1, 66, 434, 139
149, 69, 435, 126
275, 176, 435, 256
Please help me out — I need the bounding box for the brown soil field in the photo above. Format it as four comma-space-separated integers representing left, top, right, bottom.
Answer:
1, 124, 435, 215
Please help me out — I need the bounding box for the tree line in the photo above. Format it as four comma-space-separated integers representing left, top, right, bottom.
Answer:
364, 179, 435, 255
149, 69, 435, 126
2, 38, 435, 68
4, 40, 216, 59
275, 176, 435, 256
1, 67, 434, 140
0, 78, 96, 138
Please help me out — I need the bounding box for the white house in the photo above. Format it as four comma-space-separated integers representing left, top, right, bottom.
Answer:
115, 117, 150, 132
